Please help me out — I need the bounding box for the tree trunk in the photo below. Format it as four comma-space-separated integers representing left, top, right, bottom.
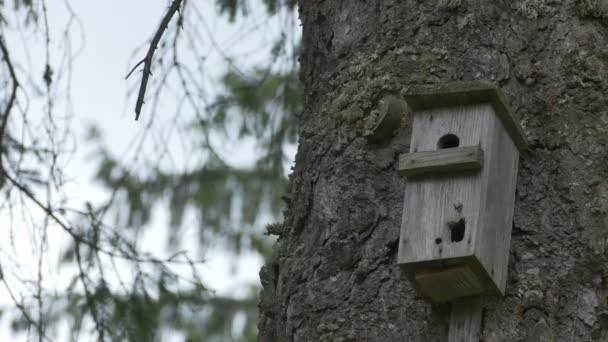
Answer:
259, 1, 608, 341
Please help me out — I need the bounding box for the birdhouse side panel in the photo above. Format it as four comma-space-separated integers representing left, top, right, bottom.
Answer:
475, 114, 520, 294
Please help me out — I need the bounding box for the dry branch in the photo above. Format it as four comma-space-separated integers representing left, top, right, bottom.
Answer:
131, 0, 183, 120
0, 36, 19, 170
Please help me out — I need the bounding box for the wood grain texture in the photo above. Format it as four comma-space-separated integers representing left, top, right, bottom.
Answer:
398, 145, 484, 177
448, 297, 482, 342
398, 105, 490, 266
404, 81, 528, 152
398, 103, 518, 299
475, 111, 519, 294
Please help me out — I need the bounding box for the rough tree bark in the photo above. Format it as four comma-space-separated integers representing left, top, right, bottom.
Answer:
259, 1, 608, 341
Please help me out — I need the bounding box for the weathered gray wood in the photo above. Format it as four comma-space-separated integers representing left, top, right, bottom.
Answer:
414, 266, 484, 302
448, 297, 482, 342
474, 111, 519, 293
398, 101, 519, 299
404, 81, 528, 152
398, 145, 484, 177
398, 104, 490, 271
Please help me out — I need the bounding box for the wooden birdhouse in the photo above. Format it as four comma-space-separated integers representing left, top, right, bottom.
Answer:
397, 81, 527, 303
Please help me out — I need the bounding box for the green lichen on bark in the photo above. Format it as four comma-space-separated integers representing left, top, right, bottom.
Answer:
457, 14, 474, 30
330, 91, 351, 113
329, 51, 400, 125
571, 49, 605, 85
265, 222, 284, 236
337, 104, 364, 123
330, 83, 365, 123
363, 96, 409, 143
576, 0, 608, 18
518, 0, 550, 19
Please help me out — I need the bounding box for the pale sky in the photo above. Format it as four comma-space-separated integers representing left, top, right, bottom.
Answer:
0, 1, 298, 340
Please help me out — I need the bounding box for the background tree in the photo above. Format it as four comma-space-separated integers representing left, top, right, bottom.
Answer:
259, 1, 608, 341
0, 0, 299, 340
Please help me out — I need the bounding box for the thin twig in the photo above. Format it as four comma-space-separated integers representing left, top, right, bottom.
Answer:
125, 58, 145, 80
74, 241, 105, 340
1, 278, 52, 342
0, 36, 19, 172
36, 185, 50, 342
2, 171, 202, 265
133, 0, 182, 120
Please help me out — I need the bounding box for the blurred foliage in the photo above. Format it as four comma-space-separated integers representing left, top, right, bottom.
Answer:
216, 0, 298, 21
92, 67, 300, 254
64, 278, 259, 342
10, 272, 259, 341
0, 0, 301, 341
0, 0, 37, 25
87, 20, 300, 342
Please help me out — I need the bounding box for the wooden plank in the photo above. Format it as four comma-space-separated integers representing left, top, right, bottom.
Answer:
398, 173, 481, 266
414, 266, 484, 302
403, 81, 528, 152
399, 256, 502, 299
398, 145, 483, 177
448, 297, 482, 342
397, 103, 517, 299
474, 110, 520, 294
398, 105, 489, 266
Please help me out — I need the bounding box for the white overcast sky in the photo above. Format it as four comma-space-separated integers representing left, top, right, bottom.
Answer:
0, 1, 298, 339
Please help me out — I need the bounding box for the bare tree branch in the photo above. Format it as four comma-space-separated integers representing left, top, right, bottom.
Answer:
2, 171, 203, 265
125, 58, 145, 80
0, 36, 19, 173
132, 0, 183, 120
1, 278, 52, 342
74, 241, 106, 340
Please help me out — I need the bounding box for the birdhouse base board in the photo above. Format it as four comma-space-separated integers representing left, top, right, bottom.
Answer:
415, 266, 483, 302
399, 255, 502, 302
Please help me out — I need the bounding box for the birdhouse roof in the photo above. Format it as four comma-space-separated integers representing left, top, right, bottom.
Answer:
403, 81, 528, 152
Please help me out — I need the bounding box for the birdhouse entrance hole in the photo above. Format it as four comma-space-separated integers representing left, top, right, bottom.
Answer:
449, 218, 466, 242
438, 134, 460, 149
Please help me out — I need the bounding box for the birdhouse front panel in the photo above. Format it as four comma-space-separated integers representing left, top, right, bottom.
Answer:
399, 104, 492, 264
396, 82, 527, 302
